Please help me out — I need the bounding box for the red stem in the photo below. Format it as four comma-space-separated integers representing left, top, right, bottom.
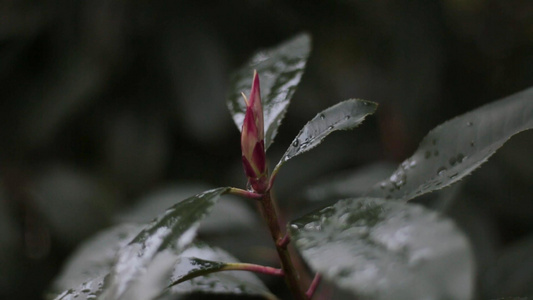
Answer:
224, 263, 284, 277
228, 187, 263, 200
306, 273, 322, 299
260, 191, 307, 300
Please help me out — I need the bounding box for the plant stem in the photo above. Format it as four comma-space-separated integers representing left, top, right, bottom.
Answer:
168, 262, 284, 289
260, 191, 307, 300
223, 263, 284, 277
228, 187, 263, 200
305, 273, 322, 299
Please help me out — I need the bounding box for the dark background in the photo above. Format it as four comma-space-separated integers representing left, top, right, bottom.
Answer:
1, 1, 532, 299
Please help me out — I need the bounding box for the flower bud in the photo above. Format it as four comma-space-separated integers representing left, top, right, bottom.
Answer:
241, 71, 268, 193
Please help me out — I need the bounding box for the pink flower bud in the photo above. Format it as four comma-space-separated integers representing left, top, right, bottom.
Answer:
241, 71, 268, 193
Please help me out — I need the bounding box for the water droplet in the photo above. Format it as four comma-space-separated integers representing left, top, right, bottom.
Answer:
319, 114, 325, 120
409, 160, 417, 168
466, 121, 473, 127
425, 151, 431, 159
363, 101, 369, 106
292, 140, 299, 147
394, 179, 405, 188
380, 182, 387, 189
344, 115, 351, 120
456, 153, 465, 163
437, 167, 446, 176
328, 125, 334, 130
290, 224, 299, 230
449, 173, 458, 179
81, 289, 90, 294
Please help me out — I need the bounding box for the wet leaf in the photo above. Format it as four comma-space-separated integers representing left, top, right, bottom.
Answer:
52, 275, 108, 300
274, 99, 377, 173
165, 243, 276, 299
115, 184, 258, 233
51, 224, 143, 294
105, 187, 229, 299
290, 197, 474, 300
367, 86, 533, 201
226, 33, 311, 149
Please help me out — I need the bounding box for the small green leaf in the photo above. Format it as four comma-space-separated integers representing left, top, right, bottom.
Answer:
106, 187, 229, 299
165, 243, 276, 299
273, 99, 377, 174
290, 197, 474, 300
367, 86, 533, 201
226, 33, 311, 149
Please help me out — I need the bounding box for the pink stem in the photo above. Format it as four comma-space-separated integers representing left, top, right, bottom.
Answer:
228, 187, 263, 200
277, 232, 291, 249
306, 273, 322, 299
224, 263, 284, 277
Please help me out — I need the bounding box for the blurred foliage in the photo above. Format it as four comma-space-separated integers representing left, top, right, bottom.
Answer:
1, 1, 532, 299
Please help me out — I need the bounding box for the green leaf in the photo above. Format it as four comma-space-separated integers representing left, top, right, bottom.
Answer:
226, 33, 311, 149
273, 99, 377, 174
51, 224, 143, 295
165, 243, 276, 299
52, 275, 108, 300
366, 86, 533, 201
290, 197, 474, 300
116, 184, 258, 233
105, 187, 229, 299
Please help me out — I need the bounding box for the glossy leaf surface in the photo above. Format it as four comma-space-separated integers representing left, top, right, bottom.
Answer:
166, 243, 275, 299
274, 99, 377, 172
106, 187, 229, 299
51, 224, 143, 294
226, 33, 311, 149
367, 86, 533, 201
53, 275, 108, 300
290, 197, 473, 300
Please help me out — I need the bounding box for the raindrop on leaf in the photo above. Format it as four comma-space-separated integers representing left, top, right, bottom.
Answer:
437, 167, 446, 176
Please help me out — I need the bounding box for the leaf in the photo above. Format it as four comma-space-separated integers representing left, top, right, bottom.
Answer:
290, 197, 474, 300
366, 86, 533, 201
51, 224, 143, 295
226, 33, 311, 149
116, 184, 258, 233
273, 99, 377, 173
52, 275, 108, 300
105, 187, 229, 299
165, 243, 276, 299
